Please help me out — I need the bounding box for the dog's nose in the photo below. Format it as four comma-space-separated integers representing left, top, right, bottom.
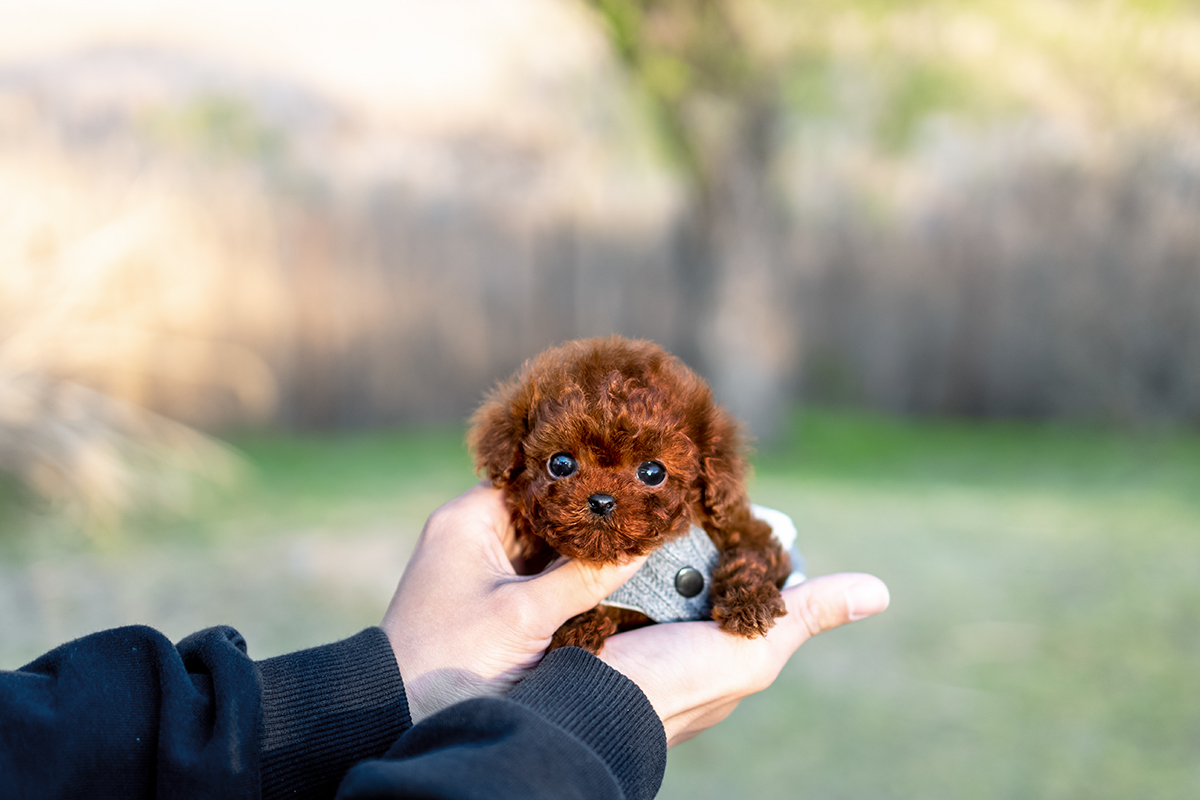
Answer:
588, 494, 616, 517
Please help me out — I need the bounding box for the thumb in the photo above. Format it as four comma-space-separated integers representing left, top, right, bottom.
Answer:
522, 554, 649, 620
774, 573, 889, 652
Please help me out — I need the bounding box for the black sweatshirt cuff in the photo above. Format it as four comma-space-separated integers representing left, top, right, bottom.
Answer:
509, 647, 667, 800
257, 627, 410, 800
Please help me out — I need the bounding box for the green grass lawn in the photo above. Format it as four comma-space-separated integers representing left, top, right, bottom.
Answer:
665, 412, 1200, 800
2, 410, 1198, 798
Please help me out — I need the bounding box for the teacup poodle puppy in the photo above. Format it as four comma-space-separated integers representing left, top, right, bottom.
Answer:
469, 336, 790, 653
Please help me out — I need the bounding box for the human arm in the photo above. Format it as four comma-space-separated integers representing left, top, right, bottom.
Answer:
331, 575, 887, 800
0, 483, 642, 800
336, 489, 887, 799
0, 483, 886, 800
386, 484, 890, 751
332, 482, 669, 800
0, 624, 408, 800
335, 573, 888, 800
336, 646, 664, 800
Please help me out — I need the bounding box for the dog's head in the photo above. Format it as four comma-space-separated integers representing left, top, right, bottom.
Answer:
469, 336, 749, 564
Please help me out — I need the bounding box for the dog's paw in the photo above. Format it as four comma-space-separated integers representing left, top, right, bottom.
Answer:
711, 586, 787, 638
549, 608, 619, 654
710, 550, 788, 638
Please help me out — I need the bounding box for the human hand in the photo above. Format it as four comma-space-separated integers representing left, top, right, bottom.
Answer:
381, 483, 646, 723
597, 572, 890, 747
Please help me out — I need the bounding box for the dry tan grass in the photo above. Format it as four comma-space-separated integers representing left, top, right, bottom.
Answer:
0, 371, 245, 532
0, 145, 277, 529
0, 147, 283, 419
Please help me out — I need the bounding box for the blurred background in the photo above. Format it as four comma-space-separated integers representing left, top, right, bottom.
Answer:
1, 0, 1198, 797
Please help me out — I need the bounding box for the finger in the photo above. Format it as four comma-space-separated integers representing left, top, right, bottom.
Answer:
772, 573, 889, 653
452, 484, 522, 568
418, 484, 513, 556
457, 482, 512, 537
520, 553, 650, 620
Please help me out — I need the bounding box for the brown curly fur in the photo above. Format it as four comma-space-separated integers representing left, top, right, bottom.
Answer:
469, 336, 790, 653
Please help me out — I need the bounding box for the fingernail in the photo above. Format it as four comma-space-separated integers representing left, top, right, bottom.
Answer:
846, 578, 890, 621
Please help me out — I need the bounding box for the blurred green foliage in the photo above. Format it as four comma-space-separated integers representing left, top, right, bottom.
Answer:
143, 93, 285, 164
591, 0, 1200, 161
589, 0, 764, 182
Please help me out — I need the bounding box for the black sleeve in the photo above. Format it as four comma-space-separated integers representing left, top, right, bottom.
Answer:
0, 625, 410, 800
257, 627, 411, 799
335, 647, 667, 800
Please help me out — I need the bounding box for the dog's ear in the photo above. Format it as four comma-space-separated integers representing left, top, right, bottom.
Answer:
468, 378, 534, 487
692, 394, 753, 531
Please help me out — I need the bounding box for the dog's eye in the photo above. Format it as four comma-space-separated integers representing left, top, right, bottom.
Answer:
637, 461, 666, 486
547, 452, 577, 479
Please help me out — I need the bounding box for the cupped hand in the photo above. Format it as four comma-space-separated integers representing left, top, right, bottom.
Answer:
598, 572, 890, 747
381, 483, 646, 722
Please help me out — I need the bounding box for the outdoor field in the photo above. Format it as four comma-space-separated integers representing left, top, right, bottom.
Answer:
3, 409, 1196, 800
4, 2, 1200, 797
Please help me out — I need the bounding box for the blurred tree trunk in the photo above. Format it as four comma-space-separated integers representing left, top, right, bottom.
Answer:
682, 99, 796, 441
589, 0, 798, 441
280, 202, 342, 429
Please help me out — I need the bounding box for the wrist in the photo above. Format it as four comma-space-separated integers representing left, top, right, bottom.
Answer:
509, 647, 666, 800
257, 627, 410, 799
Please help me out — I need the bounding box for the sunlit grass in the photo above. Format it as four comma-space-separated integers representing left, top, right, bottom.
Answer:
2, 410, 1197, 797
218, 424, 479, 532
665, 409, 1200, 800
763, 408, 1200, 499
